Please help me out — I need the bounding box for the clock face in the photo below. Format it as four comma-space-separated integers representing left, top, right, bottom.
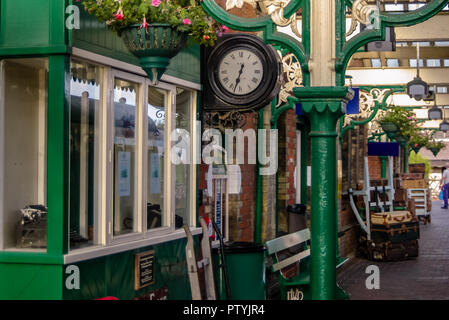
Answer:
217, 48, 263, 96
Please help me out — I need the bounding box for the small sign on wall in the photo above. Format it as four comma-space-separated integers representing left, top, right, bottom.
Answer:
134, 250, 155, 290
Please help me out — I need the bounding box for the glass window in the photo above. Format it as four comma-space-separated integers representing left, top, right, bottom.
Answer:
174, 88, 194, 229
427, 59, 441, 67
371, 59, 381, 68
113, 79, 140, 236
387, 59, 399, 67
1, 58, 48, 250
408, 3, 425, 11
444, 59, 449, 67
434, 41, 449, 47
396, 42, 409, 47
69, 60, 103, 250
409, 59, 424, 67
437, 86, 448, 94
412, 42, 430, 47
146, 87, 169, 230
384, 3, 404, 11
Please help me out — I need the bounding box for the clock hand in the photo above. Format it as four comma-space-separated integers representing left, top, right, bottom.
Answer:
234, 64, 245, 92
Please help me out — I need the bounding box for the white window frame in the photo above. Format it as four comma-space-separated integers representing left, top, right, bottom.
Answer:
65, 49, 199, 262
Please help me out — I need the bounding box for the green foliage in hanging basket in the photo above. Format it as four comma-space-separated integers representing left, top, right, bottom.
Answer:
380, 122, 398, 133
426, 140, 446, 156
80, 0, 225, 46
378, 106, 422, 140
409, 132, 430, 153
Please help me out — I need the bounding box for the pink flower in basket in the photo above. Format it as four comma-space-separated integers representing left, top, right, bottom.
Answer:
182, 18, 191, 25
152, 0, 161, 7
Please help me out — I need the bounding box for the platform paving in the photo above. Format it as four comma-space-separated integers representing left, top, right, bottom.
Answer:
337, 201, 449, 300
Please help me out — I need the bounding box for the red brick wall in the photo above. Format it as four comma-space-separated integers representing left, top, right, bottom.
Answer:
367, 156, 382, 180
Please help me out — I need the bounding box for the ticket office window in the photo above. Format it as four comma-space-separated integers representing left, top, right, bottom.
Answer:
69, 60, 197, 251
0, 58, 48, 251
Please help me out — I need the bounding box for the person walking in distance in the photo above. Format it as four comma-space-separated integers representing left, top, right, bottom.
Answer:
441, 164, 449, 209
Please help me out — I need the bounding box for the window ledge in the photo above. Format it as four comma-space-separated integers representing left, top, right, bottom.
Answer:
64, 227, 202, 264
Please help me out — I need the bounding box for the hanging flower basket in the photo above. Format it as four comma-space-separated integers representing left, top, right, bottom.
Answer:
430, 147, 441, 157
411, 144, 423, 154
381, 122, 399, 134
121, 24, 188, 85
394, 135, 408, 143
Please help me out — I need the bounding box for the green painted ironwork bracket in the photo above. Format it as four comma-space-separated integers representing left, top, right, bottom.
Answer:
339, 86, 406, 144
335, 0, 449, 86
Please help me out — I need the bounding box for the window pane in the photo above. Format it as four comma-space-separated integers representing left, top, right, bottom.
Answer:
174, 88, 193, 229
387, 59, 399, 67
113, 79, 139, 236
437, 86, 448, 94
384, 4, 404, 11
409, 59, 424, 67
69, 60, 103, 250
434, 41, 449, 47
371, 59, 381, 68
2, 58, 48, 249
427, 59, 441, 67
408, 3, 425, 11
147, 87, 168, 230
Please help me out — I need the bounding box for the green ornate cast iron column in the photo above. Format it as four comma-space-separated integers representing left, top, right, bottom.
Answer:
295, 86, 353, 300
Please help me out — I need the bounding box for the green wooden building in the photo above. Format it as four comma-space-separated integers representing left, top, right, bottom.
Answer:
0, 0, 202, 300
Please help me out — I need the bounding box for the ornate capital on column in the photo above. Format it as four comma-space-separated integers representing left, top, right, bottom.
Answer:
293, 86, 354, 115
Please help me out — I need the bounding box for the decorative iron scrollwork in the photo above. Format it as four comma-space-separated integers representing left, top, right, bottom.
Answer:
203, 110, 252, 132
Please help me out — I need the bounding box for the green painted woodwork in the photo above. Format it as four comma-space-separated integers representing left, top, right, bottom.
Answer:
0, 0, 69, 56
294, 86, 352, 300
0, 264, 63, 300
72, 3, 201, 84
63, 238, 195, 300
47, 55, 70, 255
120, 24, 188, 84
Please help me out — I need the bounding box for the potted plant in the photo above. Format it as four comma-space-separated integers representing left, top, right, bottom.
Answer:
378, 106, 419, 142
426, 140, 446, 157
81, 0, 225, 84
408, 132, 430, 154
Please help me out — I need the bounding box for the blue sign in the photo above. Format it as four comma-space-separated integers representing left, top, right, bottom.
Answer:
346, 87, 360, 114
296, 103, 303, 116
367, 142, 400, 157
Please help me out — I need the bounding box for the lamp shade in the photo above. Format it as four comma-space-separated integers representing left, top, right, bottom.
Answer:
440, 120, 449, 132
428, 106, 442, 120
407, 76, 429, 101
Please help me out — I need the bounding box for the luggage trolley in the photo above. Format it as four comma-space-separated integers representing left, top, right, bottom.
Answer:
348, 156, 395, 240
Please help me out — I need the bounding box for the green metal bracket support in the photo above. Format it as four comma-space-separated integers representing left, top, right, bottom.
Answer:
339, 86, 406, 144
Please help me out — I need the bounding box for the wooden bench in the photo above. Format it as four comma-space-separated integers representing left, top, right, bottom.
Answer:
265, 229, 311, 300
265, 228, 349, 300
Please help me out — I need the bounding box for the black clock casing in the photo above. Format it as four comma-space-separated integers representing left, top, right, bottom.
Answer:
203, 34, 283, 112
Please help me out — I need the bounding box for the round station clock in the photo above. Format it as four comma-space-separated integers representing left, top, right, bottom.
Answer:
205, 34, 283, 111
